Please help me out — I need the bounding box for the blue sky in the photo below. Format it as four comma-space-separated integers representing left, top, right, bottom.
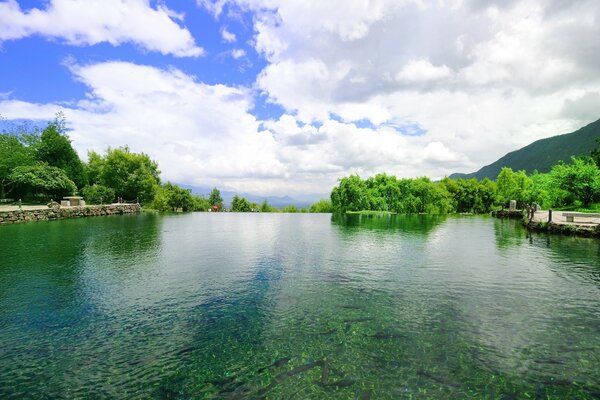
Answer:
1, 0, 599, 195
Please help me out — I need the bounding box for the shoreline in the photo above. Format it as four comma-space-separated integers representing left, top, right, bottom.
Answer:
0, 204, 140, 225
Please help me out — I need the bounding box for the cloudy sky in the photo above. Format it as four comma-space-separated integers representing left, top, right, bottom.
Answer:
1, 0, 599, 196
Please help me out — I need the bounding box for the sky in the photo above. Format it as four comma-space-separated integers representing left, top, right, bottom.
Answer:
1, 0, 599, 196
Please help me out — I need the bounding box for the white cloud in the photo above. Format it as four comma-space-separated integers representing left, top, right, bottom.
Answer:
0, 0, 203, 57
395, 60, 453, 83
0, 61, 480, 195
221, 27, 236, 42
231, 48, 246, 59
222, 0, 600, 171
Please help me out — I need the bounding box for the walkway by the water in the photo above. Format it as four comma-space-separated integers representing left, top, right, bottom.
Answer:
531, 210, 600, 226
0, 205, 50, 212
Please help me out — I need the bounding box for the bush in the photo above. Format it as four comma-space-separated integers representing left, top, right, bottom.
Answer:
83, 184, 115, 204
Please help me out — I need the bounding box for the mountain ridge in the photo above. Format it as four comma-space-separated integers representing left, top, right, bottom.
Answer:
450, 118, 600, 180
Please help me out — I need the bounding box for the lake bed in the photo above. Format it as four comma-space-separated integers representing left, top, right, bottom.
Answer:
1, 213, 599, 399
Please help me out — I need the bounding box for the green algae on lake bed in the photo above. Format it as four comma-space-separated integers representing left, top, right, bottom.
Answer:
1, 213, 599, 399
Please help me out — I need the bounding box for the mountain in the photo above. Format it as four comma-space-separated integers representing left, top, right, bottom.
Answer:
177, 184, 327, 208
450, 118, 600, 180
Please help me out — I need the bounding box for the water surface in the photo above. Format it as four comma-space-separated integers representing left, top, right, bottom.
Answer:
1, 213, 599, 399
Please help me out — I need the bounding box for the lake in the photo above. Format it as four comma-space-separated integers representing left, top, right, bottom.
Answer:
1, 213, 599, 399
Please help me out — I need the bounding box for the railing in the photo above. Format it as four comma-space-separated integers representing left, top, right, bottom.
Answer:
113, 197, 140, 205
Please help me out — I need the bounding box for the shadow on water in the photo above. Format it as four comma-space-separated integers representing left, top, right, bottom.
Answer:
331, 213, 446, 236
154, 255, 287, 398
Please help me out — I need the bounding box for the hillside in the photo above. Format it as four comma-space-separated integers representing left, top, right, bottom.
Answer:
450, 118, 600, 180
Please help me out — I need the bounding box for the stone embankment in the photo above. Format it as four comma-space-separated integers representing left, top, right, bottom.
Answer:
525, 210, 600, 238
0, 204, 140, 225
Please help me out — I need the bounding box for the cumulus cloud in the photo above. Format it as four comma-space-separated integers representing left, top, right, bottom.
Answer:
0, 61, 476, 194
0, 0, 203, 57
218, 0, 600, 170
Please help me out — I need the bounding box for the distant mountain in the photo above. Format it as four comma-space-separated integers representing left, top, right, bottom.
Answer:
450, 118, 600, 180
177, 184, 327, 208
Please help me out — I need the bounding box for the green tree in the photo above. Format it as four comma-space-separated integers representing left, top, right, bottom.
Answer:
36, 114, 86, 188
82, 184, 115, 204
231, 195, 252, 212
592, 138, 600, 168
496, 167, 531, 207
208, 188, 223, 210
260, 200, 276, 212
8, 164, 77, 200
331, 175, 369, 212
309, 199, 333, 213
0, 133, 36, 198
282, 205, 299, 213
152, 183, 194, 212
550, 157, 600, 207
192, 195, 210, 211
100, 147, 160, 204
85, 150, 105, 186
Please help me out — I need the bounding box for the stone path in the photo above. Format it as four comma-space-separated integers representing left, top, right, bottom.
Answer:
531, 210, 600, 226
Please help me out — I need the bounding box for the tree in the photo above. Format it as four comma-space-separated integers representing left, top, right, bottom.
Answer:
282, 205, 299, 213
309, 199, 333, 213
0, 134, 36, 198
550, 157, 600, 207
8, 164, 77, 200
260, 200, 276, 212
152, 183, 194, 212
100, 147, 160, 204
85, 150, 105, 186
592, 138, 600, 168
331, 175, 369, 212
208, 188, 223, 210
82, 184, 115, 204
192, 195, 210, 211
231, 195, 252, 212
496, 167, 531, 207
36, 114, 86, 188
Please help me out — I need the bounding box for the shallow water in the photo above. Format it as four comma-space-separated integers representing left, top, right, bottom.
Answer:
1, 213, 599, 399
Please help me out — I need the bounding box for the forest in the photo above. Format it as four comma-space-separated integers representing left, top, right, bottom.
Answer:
330, 142, 600, 214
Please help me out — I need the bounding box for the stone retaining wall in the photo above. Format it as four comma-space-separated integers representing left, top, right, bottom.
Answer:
0, 204, 140, 225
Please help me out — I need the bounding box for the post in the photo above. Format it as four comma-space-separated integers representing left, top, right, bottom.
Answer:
548, 209, 552, 223
18, 199, 22, 210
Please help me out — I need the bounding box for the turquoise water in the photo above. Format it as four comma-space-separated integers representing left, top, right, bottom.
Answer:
0, 213, 599, 399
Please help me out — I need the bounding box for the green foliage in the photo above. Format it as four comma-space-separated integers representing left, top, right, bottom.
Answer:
36, 114, 86, 188
0, 134, 36, 198
192, 195, 211, 212
549, 157, 600, 207
152, 183, 194, 212
309, 199, 333, 213
260, 200, 276, 212
8, 164, 77, 200
99, 147, 160, 204
332, 174, 456, 215
496, 167, 531, 207
85, 150, 105, 186
591, 138, 600, 168
231, 195, 253, 212
440, 177, 497, 213
82, 184, 115, 204
281, 205, 299, 213
208, 188, 223, 210
331, 175, 369, 213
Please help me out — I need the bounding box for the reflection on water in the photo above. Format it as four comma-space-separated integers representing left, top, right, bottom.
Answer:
1, 213, 599, 399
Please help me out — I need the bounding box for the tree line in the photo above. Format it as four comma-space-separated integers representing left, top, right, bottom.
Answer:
331, 141, 600, 214
0, 114, 334, 213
